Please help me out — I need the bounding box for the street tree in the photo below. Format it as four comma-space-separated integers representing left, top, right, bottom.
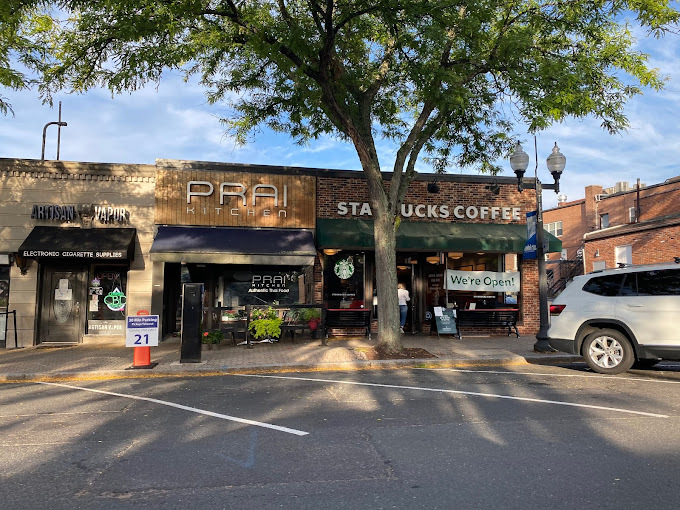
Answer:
36, 1, 678, 352
0, 1, 53, 115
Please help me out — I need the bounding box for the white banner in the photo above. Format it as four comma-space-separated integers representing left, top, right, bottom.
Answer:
444, 269, 521, 292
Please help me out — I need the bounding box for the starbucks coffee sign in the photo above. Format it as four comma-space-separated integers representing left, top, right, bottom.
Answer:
337, 202, 521, 221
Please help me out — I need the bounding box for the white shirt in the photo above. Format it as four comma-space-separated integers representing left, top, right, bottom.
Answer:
398, 288, 410, 306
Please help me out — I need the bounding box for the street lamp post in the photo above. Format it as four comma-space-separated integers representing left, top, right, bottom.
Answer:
510, 141, 566, 353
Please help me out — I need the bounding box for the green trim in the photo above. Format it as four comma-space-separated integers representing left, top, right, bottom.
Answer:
316, 218, 561, 253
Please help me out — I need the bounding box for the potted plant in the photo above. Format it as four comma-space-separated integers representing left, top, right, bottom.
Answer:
248, 307, 282, 342
202, 330, 224, 350
298, 307, 322, 330
223, 310, 242, 322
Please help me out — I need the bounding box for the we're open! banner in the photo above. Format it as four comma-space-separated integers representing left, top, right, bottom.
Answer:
444, 270, 521, 293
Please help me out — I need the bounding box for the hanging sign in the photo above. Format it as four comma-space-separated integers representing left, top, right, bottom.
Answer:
524, 210, 538, 259
444, 269, 521, 292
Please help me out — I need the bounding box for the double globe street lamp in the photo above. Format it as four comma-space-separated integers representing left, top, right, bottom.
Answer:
509, 141, 567, 352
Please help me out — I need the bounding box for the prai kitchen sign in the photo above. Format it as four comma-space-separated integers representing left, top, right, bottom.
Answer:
154, 169, 316, 228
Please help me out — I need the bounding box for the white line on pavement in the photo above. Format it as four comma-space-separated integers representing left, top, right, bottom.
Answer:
416, 367, 680, 384
37, 381, 309, 436
237, 374, 669, 419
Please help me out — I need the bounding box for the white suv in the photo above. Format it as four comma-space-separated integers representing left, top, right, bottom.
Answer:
548, 262, 680, 374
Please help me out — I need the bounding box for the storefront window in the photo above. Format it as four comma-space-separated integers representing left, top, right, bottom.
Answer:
324, 252, 365, 308
87, 265, 128, 335
218, 265, 305, 307
445, 253, 503, 309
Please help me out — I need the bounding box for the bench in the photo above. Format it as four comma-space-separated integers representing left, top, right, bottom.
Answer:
220, 319, 248, 344
324, 309, 372, 343
456, 309, 519, 340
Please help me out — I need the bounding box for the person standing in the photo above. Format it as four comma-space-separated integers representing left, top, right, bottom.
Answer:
397, 283, 410, 333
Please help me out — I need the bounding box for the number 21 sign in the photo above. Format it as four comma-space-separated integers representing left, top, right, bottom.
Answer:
126, 315, 159, 347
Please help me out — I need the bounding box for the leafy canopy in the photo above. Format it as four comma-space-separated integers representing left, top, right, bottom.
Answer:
0, 0, 54, 115
37, 1, 679, 184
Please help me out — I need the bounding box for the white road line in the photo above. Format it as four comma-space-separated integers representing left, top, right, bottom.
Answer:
37, 381, 309, 436
416, 367, 680, 384
238, 374, 669, 419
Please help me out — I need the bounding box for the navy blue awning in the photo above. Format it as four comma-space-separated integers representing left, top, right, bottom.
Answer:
150, 227, 316, 265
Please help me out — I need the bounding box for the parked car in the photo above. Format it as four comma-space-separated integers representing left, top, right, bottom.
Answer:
548, 262, 680, 374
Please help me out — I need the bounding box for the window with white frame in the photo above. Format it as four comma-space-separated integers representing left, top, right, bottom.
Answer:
629, 207, 636, 223
615, 244, 632, 266
545, 221, 563, 237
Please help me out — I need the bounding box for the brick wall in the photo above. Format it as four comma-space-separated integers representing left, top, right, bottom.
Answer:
317, 176, 535, 223
317, 174, 544, 333
544, 200, 586, 261
584, 223, 680, 271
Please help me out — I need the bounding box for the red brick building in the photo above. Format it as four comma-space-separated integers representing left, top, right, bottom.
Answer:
543, 176, 680, 288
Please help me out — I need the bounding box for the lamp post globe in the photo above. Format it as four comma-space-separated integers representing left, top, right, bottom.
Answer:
546, 143, 566, 192
509, 143, 530, 190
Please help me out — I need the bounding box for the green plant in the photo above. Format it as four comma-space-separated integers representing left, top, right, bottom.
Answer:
223, 310, 242, 321
248, 317, 282, 340
295, 308, 321, 322
251, 306, 278, 321
202, 330, 223, 344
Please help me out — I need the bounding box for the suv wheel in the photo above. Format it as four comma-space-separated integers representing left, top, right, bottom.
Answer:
582, 329, 635, 375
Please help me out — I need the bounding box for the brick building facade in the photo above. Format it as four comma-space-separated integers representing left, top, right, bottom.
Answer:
543, 176, 680, 288
1, 158, 561, 347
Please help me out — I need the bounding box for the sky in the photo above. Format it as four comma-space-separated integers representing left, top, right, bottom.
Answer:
1, 24, 679, 210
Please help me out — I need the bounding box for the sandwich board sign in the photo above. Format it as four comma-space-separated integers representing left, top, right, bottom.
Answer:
432, 307, 458, 338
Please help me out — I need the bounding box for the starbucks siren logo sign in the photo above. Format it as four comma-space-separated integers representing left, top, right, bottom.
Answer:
334, 258, 355, 279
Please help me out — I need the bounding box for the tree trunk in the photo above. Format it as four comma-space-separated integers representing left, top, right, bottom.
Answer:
373, 204, 402, 353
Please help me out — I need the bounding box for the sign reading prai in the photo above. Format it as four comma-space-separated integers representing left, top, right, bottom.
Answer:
154, 170, 315, 228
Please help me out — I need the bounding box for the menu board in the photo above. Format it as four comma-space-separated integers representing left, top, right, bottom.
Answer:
433, 307, 458, 336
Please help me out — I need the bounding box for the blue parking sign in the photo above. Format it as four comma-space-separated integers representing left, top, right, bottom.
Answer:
126, 315, 159, 347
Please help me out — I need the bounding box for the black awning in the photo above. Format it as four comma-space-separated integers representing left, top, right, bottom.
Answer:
316, 219, 562, 253
18, 227, 136, 261
149, 226, 317, 266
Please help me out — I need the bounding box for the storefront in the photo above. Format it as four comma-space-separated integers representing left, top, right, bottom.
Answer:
316, 174, 561, 334
17, 226, 136, 343
1, 157, 560, 347
150, 161, 319, 336
0, 158, 156, 347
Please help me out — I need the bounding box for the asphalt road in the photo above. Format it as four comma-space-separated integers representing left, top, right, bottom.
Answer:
2, 362, 680, 509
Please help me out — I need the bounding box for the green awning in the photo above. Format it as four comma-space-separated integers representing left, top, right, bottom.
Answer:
316, 218, 561, 253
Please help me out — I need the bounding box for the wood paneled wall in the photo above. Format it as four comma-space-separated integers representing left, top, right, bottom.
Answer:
155, 169, 316, 228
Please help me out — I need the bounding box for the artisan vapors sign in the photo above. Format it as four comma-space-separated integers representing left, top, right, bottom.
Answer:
31, 204, 130, 224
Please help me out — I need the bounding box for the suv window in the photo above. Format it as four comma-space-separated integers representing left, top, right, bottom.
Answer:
582, 274, 625, 296
637, 269, 680, 296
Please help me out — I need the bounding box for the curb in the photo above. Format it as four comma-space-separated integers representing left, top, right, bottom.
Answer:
0, 353, 583, 383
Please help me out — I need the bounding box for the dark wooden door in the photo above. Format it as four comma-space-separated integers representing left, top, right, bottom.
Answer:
40, 266, 87, 343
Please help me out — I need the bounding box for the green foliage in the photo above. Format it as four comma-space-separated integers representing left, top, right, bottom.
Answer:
0, 1, 54, 115
202, 330, 223, 345
294, 307, 321, 323
249, 306, 283, 339
248, 317, 283, 340
250, 306, 278, 321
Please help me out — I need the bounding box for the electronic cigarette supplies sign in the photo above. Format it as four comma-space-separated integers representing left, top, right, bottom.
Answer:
126, 315, 160, 347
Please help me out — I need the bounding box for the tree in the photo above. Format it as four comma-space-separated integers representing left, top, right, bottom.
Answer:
37, 0, 678, 352
0, 0, 53, 115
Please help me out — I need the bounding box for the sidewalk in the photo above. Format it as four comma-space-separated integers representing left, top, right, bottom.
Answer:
0, 333, 582, 382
